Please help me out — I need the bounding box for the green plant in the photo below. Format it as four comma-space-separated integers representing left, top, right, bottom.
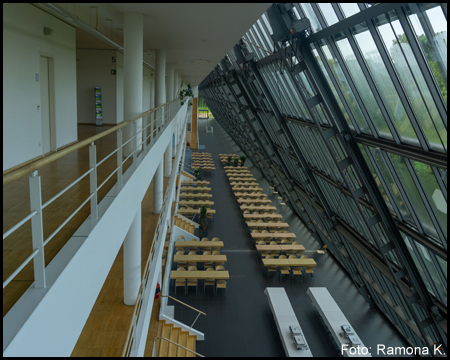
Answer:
233, 158, 239, 166
199, 205, 208, 231
194, 168, 203, 179
179, 81, 194, 106
240, 155, 246, 165
227, 156, 232, 163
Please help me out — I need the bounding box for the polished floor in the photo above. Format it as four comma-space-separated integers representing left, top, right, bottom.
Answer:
166, 119, 411, 357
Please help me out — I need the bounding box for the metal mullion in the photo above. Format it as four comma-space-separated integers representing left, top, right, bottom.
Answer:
313, 42, 362, 134
341, 30, 403, 144
324, 39, 380, 137
365, 17, 429, 151
431, 166, 447, 201
407, 237, 443, 306
331, 3, 345, 22
264, 61, 296, 116
361, 144, 404, 221
310, 3, 328, 30
246, 28, 264, 60
403, 158, 446, 247
396, 6, 447, 124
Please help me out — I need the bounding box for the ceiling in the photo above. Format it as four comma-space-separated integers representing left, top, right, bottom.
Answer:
44, 3, 270, 85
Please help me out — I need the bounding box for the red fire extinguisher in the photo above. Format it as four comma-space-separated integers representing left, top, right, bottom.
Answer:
155, 282, 161, 299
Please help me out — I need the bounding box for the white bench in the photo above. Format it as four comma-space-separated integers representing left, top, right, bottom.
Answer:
307, 287, 371, 357
264, 287, 312, 357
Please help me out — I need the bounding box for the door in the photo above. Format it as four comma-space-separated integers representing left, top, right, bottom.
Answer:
39, 56, 51, 154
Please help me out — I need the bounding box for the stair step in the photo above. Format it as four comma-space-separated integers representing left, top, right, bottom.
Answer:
187, 335, 196, 357
189, 225, 195, 234
155, 321, 165, 356
178, 331, 188, 357
168, 327, 180, 357
159, 323, 172, 357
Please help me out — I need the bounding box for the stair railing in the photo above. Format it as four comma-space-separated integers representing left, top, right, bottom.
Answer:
160, 294, 206, 329
152, 337, 204, 357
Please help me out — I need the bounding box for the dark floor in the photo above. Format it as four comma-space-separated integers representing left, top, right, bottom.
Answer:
168, 118, 410, 357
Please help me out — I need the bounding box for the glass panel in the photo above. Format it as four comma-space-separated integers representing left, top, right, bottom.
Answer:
318, 3, 339, 26
320, 42, 372, 134
411, 160, 447, 237
353, 23, 420, 146
404, 234, 447, 305
339, 3, 360, 18
377, 11, 447, 152
407, 4, 447, 105
436, 255, 447, 281
388, 153, 439, 241
335, 37, 393, 140
300, 3, 322, 33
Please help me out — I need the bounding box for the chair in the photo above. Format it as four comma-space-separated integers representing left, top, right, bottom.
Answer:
216, 279, 227, 296
187, 269, 198, 294
188, 250, 197, 255
216, 265, 226, 271
204, 268, 215, 293
189, 238, 198, 253
305, 268, 314, 281
174, 268, 187, 294
201, 237, 212, 251
203, 251, 214, 269
301, 255, 309, 259
291, 266, 303, 282
211, 237, 221, 251
176, 250, 185, 255
259, 240, 270, 260
322, 245, 328, 253
264, 255, 278, 278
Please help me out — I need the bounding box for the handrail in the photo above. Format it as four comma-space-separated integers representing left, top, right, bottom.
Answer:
3, 98, 179, 186
122, 111, 187, 357
160, 295, 206, 315
152, 337, 204, 357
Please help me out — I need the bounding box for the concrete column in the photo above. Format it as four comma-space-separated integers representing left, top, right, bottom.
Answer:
153, 158, 164, 214
123, 12, 143, 156
155, 49, 166, 131
174, 72, 179, 100
192, 86, 199, 98
150, 76, 155, 143
167, 64, 174, 102
164, 138, 172, 177
123, 206, 141, 305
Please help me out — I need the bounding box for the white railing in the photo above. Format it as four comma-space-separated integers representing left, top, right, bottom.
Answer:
3, 99, 181, 290
122, 112, 188, 357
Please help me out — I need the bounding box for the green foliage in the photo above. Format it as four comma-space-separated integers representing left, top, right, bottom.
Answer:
233, 158, 239, 164
199, 205, 208, 231
227, 156, 232, 163
194, 168, 203, 179
179, 82, 194, 106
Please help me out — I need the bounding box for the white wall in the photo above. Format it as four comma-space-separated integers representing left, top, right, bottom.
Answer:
3, 3, 77, 171
76, 49, 118, 125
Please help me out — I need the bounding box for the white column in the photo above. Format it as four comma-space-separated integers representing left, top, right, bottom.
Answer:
150, 75, 155, 143
123, 12, 143, 156
153, 158, 164, 214
167, 64, 174, 102
192, 85, 199, 97
174, 71, 179, 100
155, 49, 166, 132
164, 138, 172, 177
123, 206, 141, 306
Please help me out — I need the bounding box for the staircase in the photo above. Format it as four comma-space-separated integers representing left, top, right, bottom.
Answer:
181, 170, 195, 181
174, 214, 197, 235
154, 320, 197, 357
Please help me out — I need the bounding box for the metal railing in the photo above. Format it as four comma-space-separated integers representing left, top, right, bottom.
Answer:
160, 295, 205, 329
3, 99, 181, 290
152, 337, 204, 357
122, 111, 188, 357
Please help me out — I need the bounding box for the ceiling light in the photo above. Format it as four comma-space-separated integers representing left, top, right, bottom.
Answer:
191, 59, 211, 64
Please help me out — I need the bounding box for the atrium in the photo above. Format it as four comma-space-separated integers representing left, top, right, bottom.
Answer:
3, 3, 447, 357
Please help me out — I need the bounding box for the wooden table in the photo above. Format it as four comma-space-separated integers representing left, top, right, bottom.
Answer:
174, 255, 227, 263
235, 193, 267, 198
231, 181, 259, 185
251, 232, 296, 239
177, 208, 216, 216
180, 180, 210, 185
180, 186, 211, 192
225, 166, 247, 169
170, 270, 230, 280
243, 213, 282, 220
238, 199, 272, 205
246, 222, 289, 228
263, 258, 316, 268
179, 193, 213, 199
233, 187, 263, 192
175, 240, 223, 248
256, 244, 305, 252
240, 205, 277, 211
178, 200, 214, 207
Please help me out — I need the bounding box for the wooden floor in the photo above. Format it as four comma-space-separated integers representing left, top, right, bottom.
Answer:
4, 124, 178, 356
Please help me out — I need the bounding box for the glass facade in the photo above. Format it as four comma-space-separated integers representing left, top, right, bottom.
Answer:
200, 3, 447, 351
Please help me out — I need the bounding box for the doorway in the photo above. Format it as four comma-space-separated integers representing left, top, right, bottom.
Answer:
39, 55, 56, 154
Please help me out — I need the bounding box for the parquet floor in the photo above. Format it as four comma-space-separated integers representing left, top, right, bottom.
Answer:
3, 124, 174, 346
